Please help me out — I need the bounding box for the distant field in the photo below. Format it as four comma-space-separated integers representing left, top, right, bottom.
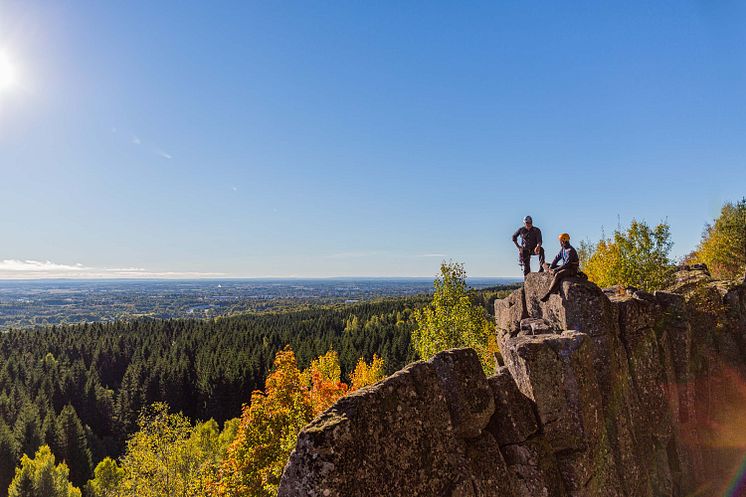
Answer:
0, 277, 520, 328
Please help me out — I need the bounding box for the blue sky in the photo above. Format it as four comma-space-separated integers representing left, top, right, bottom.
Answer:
0, 1, 745, 278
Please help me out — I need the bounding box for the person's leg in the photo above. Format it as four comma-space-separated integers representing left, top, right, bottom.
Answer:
537, 246, 546, 272
540, 267, 572, 301
521, 249, 531, 276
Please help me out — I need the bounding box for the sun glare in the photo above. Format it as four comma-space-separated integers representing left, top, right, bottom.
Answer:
0, 50, 19, 93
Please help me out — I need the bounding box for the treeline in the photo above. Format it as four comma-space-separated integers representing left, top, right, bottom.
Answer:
0, 296, 429, 496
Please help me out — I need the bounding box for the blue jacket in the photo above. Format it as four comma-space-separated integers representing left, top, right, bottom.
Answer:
550, 244, 579, 270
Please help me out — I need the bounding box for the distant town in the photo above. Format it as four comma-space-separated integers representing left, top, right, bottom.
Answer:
0, 277, 519, 329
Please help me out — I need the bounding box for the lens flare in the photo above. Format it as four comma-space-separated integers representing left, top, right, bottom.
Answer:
725, 453, 746, 497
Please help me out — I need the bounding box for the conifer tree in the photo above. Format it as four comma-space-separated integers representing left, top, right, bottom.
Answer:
0, 421, 20, 497
42, 411, 57, 455
13, 403, 43, 458
54, 405, 93, 487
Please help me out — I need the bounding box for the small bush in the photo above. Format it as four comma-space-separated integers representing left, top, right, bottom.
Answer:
581, 220, 674, 291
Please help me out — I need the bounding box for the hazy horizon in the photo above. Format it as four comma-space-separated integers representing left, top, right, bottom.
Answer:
0, 274, 522, 282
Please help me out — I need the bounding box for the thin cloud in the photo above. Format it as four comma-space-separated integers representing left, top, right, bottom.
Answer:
325, 251, 384, 259
418, 253, 446, 258
0, 259, 223, 279
0, 260, 89, 272
131, 135, 141, 145
156, 149, 173, 160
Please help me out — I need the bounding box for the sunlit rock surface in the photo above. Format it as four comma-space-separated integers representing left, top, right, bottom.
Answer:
280, 266, 746, 497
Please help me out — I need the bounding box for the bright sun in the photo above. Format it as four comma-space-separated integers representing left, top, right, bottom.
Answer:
0, 50, 19, 93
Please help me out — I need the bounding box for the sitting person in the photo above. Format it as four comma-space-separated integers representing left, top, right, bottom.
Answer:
540, 233, 579, 302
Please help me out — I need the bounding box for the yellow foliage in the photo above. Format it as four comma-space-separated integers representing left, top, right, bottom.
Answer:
691, 198, 746, 280
349, 354, 386, 391
8, 445, 81, 497
581, 220, 674, 291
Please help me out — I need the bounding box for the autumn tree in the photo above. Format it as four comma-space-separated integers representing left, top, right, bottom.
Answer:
581, 220, 674, 291
306, 351, 348, 416
215, 347, 312, 497
412, 262, 497, 373
349, 354, 386, 391
7, 445, 81, 497
107, 403, 230, 497
691, 198, 746, 280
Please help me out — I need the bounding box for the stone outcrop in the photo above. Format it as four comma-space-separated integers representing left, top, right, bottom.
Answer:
279, 266, 746, 497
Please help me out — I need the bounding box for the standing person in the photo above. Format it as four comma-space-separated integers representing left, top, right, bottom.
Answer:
540, 233, 580, 302
512, 215, 545, 276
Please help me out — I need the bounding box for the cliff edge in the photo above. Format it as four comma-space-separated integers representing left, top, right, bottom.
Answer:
279, 266, 746, 497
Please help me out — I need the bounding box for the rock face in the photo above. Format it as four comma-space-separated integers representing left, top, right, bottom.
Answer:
279, 266, 746, 497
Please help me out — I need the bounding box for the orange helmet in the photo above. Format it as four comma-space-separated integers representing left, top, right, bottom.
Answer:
558, 233, 570, 242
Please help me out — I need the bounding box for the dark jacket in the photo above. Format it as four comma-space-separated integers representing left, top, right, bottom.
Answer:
512, 226, 542, 251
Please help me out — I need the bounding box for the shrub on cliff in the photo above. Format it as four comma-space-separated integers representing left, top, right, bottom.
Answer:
690, 198, 746, 280
580, 220, 674, 291
412, 262, 497, 373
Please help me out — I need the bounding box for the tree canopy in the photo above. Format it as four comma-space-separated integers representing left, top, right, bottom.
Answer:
412, 262, 497, 373
579, 220, 674, 291
690, 198, 746, 280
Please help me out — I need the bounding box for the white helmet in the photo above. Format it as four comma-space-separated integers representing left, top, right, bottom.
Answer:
523, 215, 533, 223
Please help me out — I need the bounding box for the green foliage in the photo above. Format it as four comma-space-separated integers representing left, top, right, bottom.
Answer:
0, 296, 422, 481
691, 198, 746, 280
104, 403, 232, 497
0, 293, 554, 493
581, 220, 675, 291
54, 405, 92, 487
0, 422, 20, 497
7, 445, 81, 497
412, 262, 497, 373
13, 403, 43, 459
85, 458, 122, 497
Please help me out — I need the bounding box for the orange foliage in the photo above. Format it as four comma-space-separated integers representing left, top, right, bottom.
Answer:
211, 347, 359, 497
307, 350, 348, 416
212, 346, 311, 497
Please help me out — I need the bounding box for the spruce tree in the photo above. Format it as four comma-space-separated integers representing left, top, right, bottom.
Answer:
0, 421, 20, 497
54, 405, 92, 488
13, 403, 42, 458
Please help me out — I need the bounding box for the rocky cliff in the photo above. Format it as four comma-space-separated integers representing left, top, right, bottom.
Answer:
279, 266, 746, 497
